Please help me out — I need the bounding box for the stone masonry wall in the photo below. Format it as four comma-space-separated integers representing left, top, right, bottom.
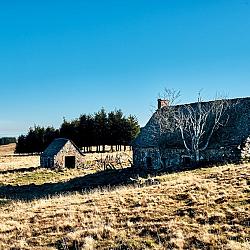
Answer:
160, 148, 186, 170
133, 144, 244, 171
133, 147, 161, 170
54, 141, 84, 169
41, 141, 84, 169
201, 146, 241, 164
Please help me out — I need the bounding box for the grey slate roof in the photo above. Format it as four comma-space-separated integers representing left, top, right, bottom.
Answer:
131, 113, 161, 148
41, 138, 83, 157
132, 97, 250, 149
41, 138, 68, 157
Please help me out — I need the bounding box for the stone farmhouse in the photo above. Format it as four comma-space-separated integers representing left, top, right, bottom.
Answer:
40, 138, 84, 169
132, 97, 250, 171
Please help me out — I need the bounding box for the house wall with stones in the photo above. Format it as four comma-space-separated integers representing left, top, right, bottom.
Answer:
133, 145, 246, 172
132, 97, 250, 171
133, 147, 161, 171
53, 141, 84, 169
40, 155, 51, 168
160, 148, 186, 170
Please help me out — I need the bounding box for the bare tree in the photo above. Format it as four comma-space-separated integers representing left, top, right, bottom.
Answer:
158, 89, 230, 164
156, 88, 181, 134
175, 96, 229, 162
158, 88, 181, 106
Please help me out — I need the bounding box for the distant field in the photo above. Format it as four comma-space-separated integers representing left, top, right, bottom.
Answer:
0, 143, 16, 155
0, 143, 40, 173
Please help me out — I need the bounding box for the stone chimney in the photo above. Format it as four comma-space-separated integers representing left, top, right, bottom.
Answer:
158, 99, 169, 109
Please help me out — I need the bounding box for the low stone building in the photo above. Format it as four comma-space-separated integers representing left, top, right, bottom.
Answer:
132, 97, 250, 171
40, 138, 84, 169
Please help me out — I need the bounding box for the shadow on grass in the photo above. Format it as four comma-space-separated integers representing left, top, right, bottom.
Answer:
0, 160, 235, 201
0, 166, 40, 175
0, 167, 139, 200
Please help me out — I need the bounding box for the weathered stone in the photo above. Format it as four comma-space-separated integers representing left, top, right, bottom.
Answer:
132, 97, 250, 171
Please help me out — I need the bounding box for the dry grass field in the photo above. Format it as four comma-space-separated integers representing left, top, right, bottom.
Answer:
0, 144, 249, 249
0, 144, 132, 186
0, 143, 39, 172
0, 143, 16, 156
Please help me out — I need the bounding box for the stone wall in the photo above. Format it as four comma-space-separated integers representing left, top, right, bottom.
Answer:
133, 144, 245, 172
54, 141, 84, 169
160, 148, 186, 170
133, 147, 189, 171
201, 146, 241, 164
133, 147, 161, 170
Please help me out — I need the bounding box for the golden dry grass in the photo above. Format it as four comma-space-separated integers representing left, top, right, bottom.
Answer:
0, 155, 39, 172
0, 143, 39, 172
0, 143, 16, 156
0, 162, 249, 249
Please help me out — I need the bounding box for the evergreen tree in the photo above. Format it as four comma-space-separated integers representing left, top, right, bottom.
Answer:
15, 135, 27, 153
60, 118, 80, 146
79, 114, 95, 151
15, 109, 140, 153
44, 127, 60, 148
94, 108, 108, 152
122, 115, 140, 148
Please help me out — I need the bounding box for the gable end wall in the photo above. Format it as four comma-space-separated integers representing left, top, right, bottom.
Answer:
40, 141, 84, 168
54, 141, 84, 169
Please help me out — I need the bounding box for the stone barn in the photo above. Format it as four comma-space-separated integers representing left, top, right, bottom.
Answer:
40, 138, 84, 169
132, 97, 250, 171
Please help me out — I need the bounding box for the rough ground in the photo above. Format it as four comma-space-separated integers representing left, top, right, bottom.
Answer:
0, 161, 249, 249
0, 144, 132, 199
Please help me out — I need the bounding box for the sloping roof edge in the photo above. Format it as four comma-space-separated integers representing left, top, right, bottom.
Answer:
41, 138, 84, 157
132, 96, 250, 149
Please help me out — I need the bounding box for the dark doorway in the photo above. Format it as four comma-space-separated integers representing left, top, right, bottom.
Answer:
161, 157, 167, 168
182, 156, 191, 167
146, 157, 153, 169
47, 158, 51, 168
65, 156, 76, 168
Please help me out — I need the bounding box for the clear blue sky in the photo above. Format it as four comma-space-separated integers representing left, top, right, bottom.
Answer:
0, 1, 250, 137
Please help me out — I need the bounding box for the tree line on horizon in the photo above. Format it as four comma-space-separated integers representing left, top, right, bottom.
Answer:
0, 137, 16, 145
15, 108, 140, 153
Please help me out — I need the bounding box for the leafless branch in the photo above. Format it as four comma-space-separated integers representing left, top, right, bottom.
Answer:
157, 89, 231, 163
